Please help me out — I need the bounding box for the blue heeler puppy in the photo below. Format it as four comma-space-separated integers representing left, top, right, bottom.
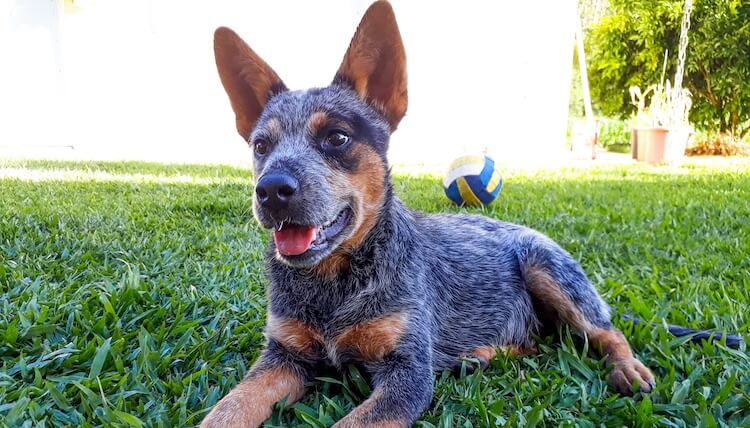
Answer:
202, 2, 655, 426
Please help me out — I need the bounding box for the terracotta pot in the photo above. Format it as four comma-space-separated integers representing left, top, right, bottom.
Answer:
637, 127, 669, 164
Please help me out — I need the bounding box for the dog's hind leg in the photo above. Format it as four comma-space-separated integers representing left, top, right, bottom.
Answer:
516, 232, 655, 395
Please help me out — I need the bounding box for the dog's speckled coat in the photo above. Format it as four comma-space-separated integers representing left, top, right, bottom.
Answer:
202, 2, 654, 427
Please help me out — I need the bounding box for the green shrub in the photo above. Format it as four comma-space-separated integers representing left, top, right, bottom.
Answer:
587, 0, 750, 139
606, 143, 632, 153
598, 117, 631, 147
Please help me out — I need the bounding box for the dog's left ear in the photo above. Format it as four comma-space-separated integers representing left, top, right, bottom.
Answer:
214, 27, 287, 140
334, 0, 407, 131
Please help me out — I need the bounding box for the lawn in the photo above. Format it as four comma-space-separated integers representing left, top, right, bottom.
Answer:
1, 159, 748, 427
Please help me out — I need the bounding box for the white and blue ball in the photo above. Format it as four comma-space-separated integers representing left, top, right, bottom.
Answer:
443, 155, 503, 207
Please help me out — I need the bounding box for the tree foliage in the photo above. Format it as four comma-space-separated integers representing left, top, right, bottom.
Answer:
587, 0, 750, 139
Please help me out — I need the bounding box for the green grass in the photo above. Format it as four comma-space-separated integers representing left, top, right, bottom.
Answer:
1, 159, 749, 427
606, 143, 632, 154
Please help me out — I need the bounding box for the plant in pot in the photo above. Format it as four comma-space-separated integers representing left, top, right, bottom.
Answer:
629, 1, 694, 165
629, 81, 692, 165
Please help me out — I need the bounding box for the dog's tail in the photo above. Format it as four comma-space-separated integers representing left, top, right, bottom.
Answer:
622, 314, 744, 349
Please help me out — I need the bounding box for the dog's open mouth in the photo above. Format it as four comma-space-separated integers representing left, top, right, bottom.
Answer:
273, 208, 352, 257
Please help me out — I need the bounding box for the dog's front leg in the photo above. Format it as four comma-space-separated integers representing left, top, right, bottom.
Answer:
333, 347, 433, 428
200, 341, 311, 428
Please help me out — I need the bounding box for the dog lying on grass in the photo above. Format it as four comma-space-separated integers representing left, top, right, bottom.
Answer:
202, 2, 655, 426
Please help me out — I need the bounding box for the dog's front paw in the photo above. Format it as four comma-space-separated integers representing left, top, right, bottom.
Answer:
607, 357, 655, 395
333, 415, 407, 428
200, 393, 261, 428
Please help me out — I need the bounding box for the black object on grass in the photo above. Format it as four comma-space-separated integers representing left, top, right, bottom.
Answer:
622, 314, 743, 349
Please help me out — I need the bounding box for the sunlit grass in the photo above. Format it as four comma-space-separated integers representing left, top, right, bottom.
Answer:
1, 159, 748, 427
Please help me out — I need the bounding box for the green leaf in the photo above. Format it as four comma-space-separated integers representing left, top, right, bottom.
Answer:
671, 379, 691, 405
113, 410, 145, 427
294, 405, 325, 428
347, 365, 371, 397
5, 323, 18, 345
89, 337, 112, 379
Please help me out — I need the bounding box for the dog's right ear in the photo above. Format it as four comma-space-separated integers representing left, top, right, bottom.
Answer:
214, 27, 287, 140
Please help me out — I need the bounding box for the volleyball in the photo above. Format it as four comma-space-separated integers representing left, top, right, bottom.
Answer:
443, 155, 503, 207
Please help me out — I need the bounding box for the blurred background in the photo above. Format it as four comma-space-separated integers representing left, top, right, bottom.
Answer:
0, 0, 577, 166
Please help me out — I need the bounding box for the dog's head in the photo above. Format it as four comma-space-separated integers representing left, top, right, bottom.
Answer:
214, 1, 406, 270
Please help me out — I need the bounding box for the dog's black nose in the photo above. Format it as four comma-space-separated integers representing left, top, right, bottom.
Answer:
255, 174, 299, 211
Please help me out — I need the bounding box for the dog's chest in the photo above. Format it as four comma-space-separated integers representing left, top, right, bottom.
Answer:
266, 310, 407, 365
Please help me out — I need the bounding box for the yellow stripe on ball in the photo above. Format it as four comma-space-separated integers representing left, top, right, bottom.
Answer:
456, 177, 482, 207
486, 170, 502, 193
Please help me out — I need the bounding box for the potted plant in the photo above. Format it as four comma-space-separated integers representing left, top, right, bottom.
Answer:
629, 81, 692, 165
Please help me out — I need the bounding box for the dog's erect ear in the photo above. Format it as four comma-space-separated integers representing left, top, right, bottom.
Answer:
334, 1, 407, 130
214, 27, 287, 140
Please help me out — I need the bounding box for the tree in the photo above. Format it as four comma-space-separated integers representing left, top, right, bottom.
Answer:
587, 0, 750, 139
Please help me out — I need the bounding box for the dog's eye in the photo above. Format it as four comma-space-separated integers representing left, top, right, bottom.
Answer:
254, 139, 269, 156
325, 130, 350, 148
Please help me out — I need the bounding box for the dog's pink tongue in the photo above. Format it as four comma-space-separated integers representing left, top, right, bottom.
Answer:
274, 225, 317, 256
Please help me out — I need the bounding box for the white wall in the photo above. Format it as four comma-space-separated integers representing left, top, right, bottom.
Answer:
0, 0, 576, 166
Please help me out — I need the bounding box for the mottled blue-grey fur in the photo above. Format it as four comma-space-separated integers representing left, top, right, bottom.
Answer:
203, 3, 654, 426
243, 86, 630, 426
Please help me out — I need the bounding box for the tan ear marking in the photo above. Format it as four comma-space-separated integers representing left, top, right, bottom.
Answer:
334, 1, 408, 130
213, 26, 287, 140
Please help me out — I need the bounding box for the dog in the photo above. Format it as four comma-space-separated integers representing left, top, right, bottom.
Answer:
202, 2, 655, 426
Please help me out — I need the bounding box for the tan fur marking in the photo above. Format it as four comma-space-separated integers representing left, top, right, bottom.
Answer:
214, 27, 286, 139
200, 366, 304, 428
332, 389, 408, 428
313, 251, 351, 278
333, 312, 406, 361
588, 327, 654, 393
342, 144, 386, 250
525, 266, 594, 332
306, 111, 328, 136
588, 328, 633, 363
499, 345, 538, 358
266, 313, 324, 357
524, 267, 654, 392
469, 346, 498, 362
313, 144, 385, 278
335, 1, 408, 130
265, 117, 282, 139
